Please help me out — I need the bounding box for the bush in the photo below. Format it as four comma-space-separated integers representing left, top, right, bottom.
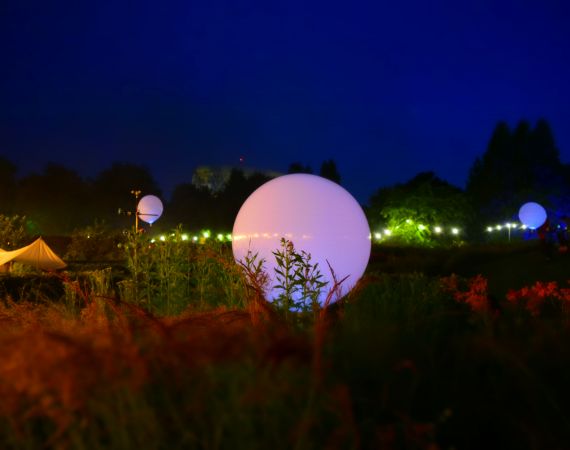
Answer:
0, 214, 28, 250
65, 221, 124, 261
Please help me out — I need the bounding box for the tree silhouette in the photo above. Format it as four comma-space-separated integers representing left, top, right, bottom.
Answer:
217, 169, 272, 229
466, 119, 567, 221
92, 162, 161, 227
166, 183, 215, 230
287, 162, 313, 174
0, 156, 17, 214
15, 163, 90, 234
319, 159, 341, 184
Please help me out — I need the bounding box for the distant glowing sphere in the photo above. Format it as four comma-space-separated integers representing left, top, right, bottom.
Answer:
232, 174, 371, 306
518, 202, 547, 229
138, 195, 163, 224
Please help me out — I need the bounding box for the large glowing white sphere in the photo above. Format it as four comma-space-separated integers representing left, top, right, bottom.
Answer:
518, 202, 547, 229
232, 174, 371, 306
138, 195, 163, 224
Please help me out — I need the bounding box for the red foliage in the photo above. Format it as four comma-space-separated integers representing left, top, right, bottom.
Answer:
506, 280, 570, 316
440, 274, 490, 313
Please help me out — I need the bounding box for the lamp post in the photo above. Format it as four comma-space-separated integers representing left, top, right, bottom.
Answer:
130, 189, 141, 232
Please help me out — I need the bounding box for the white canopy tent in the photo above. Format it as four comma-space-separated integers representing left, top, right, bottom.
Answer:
0, 238, 66, 271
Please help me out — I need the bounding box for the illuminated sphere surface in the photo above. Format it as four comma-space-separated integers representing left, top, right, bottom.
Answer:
138, 195, 163, 224
232, 174, 371, 306
518, 202, 547, 229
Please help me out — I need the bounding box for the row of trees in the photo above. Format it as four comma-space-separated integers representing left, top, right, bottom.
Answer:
1, 120, 569, 244
287, 159, 342, 184
367, 119, 570, 244
0, 160, 162, 235
0, 157, 342, 235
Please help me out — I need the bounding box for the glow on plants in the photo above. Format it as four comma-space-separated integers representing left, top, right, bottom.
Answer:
434, 226, 442, 234
518, 202, 547, 230
232, 173, 371, 306
137, 195, 163, 224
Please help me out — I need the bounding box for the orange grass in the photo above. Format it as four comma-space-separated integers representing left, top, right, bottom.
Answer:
2, 272, 569, 449
0, 295, 325, 446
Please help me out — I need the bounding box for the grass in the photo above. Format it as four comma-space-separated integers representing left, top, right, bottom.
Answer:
0, 243, 569, 449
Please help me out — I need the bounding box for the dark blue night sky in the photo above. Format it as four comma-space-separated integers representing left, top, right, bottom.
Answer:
1, 0, 569, 202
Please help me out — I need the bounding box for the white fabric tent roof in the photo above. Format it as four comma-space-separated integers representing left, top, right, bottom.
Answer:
0, 237, 66, 271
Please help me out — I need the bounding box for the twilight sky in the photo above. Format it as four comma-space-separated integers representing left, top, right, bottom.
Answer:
1, 0, 569, 203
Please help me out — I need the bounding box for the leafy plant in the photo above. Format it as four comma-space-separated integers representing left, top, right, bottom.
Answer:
121, 226, 248, 314
272, 238, 328, 315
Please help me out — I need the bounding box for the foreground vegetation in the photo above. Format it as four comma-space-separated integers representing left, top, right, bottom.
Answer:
1, 238, 570, 449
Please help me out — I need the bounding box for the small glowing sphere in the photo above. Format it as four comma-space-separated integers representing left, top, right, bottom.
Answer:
137, 195, 163, 224
232, 174, 371, 306
518, 202, 547, 230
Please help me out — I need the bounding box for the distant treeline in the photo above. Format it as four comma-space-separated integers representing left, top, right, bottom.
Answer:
1, 119, 569, 240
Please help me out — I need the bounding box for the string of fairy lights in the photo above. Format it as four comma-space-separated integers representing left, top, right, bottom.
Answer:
370, 224, 461, 242
146, 223, 464, 244
144, 220, 553, 245
149, 230, 233, 244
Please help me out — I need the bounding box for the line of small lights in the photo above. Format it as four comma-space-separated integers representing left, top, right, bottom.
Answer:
147, 222, 467, 245
371, 224, 461, 241
485, 222, 527, 233
150, 230, 233, 244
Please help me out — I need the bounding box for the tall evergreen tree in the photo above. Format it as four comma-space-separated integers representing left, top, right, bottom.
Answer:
531, 119, 560, 167
319, 159, 341, 184
466, 121, 512, 218
466, 119, 568, 222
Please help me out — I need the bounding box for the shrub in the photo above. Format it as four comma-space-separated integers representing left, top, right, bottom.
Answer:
0, 214, 28, 250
